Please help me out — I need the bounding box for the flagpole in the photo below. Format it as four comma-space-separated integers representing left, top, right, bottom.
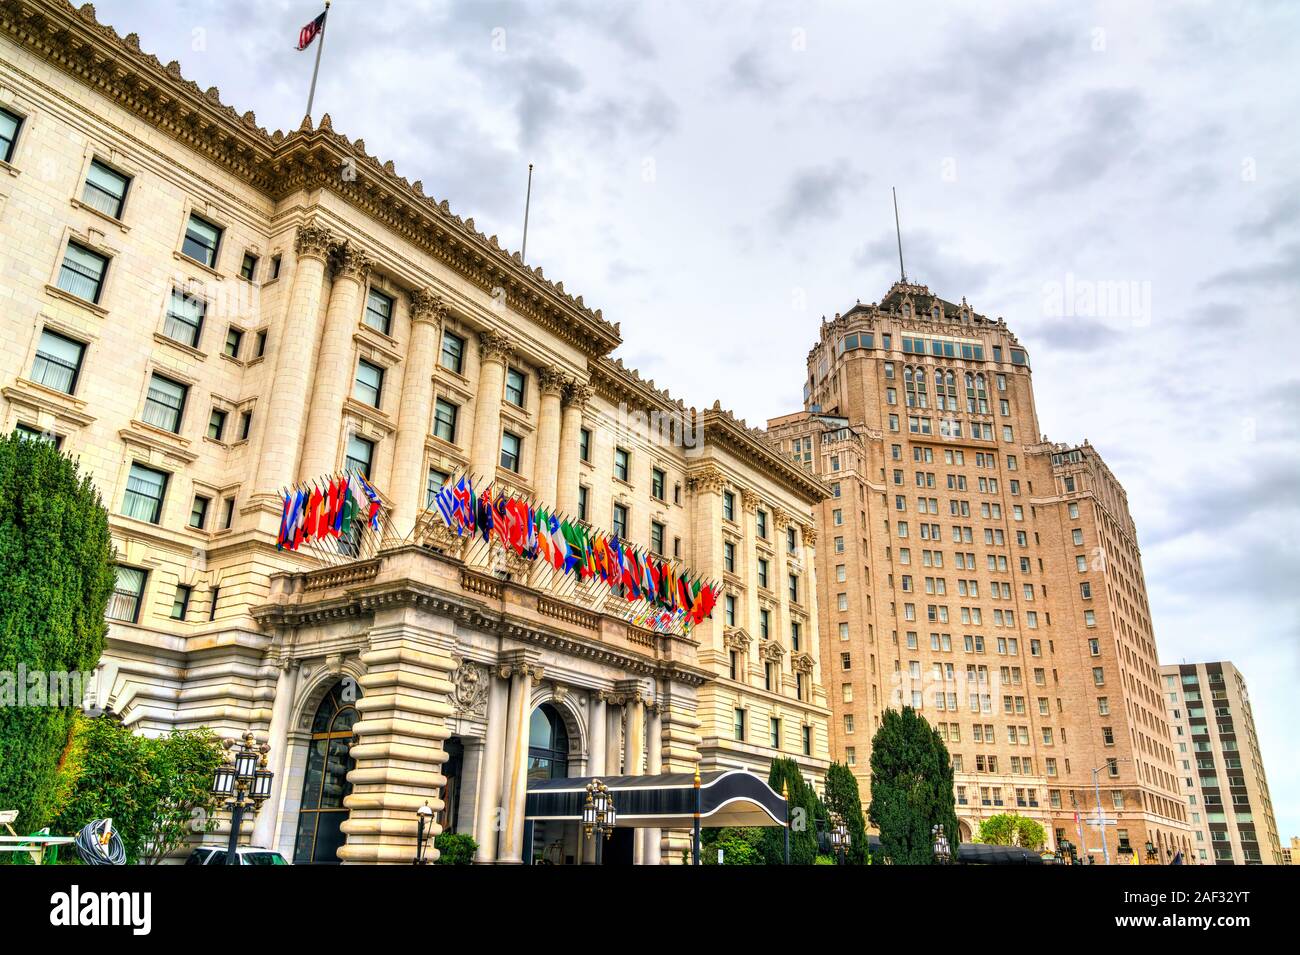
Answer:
305, 1, 331, 121
521, 163, 534, 264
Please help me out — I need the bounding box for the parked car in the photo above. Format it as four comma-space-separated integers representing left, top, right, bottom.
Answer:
185, 846, 289, 865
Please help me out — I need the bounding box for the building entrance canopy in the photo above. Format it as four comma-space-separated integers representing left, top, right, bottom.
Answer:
526, 770, 788, 828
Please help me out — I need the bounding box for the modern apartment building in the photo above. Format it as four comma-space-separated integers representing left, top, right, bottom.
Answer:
768, 281, 1193, 862
0, 0, 830, 863
1160, 662, 1283, 864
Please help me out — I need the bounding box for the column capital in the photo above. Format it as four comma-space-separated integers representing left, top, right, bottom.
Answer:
686, 465, 726, 495
498, 649, 545, 685
479, 328, 515, 365
771, 507, 792, 530
539, 366, 569, 397
409, 287, 448, 326
596, 689, 620, 705
294, 219, 335, 261
614, 679, 647, 705
563, 379, 594, 409
740, 488, 762, 513
330, 241, 372, 282
802, 523, 817, 546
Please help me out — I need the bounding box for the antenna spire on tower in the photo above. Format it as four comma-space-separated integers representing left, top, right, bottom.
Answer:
892, 186, 906, 284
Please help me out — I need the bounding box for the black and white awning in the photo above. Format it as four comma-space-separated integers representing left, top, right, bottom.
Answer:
526, 770, 787, 828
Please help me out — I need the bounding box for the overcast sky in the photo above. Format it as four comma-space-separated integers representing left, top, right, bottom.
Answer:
93, 0, 1299, 843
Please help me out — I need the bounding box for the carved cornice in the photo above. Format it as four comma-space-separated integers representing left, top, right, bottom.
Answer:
0, 0, 621, 360
408, 287, 446, 326
295, 220, 334, 261
723, 627, 752, 651
791, 652, 815, 674
330, 241, 372, 283
759, 640, 786, 662
478, 328, 515, 365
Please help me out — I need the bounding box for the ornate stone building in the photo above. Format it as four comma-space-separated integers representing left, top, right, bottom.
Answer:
767, 281, 1194, 863
0, 0, 830, 863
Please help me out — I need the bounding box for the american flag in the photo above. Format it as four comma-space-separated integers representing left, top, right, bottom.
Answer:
296, 10, 327, 51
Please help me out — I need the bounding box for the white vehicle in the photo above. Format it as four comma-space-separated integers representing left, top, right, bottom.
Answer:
185, 845, 289, 866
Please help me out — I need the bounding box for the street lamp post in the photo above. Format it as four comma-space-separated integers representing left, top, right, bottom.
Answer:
1058, 837, 1076, 866
414, 803, 435, 865
1145, 839, 1158, 865
210, 733, 273, 866
828, 813, 849, 865
582, 779, 617, 865
1090, 756, 1131, 866
782, 781, 791, 865
931, 823, 951, 865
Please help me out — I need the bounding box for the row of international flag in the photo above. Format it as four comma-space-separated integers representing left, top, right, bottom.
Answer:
277, 471, 382, 550
433, 475, 719, 630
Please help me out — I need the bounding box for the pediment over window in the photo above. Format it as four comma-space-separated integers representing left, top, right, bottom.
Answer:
723, 627, 751, 651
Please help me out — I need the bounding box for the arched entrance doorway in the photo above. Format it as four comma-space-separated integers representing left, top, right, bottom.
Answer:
293, 681, 359, 864
527, 703, 575, 864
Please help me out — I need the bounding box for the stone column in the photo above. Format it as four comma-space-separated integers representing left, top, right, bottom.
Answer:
468, 329, 514, 482
497, 652, 543, 864
584, 692, 608, 864
621, 687, 645, 864
252, 655, 298, 848
803, 524, 822, 694
773, 509, 793, 694
531, 367, 567, 506
555, 380, 591, 518
742, 489, 762, 674
473, 670, 509, 863
337, 607, 457, 864
687, 465, 728, 665
255, 221, 333, 496
643, 702, 663, 865
300, 242, 371, 479
605, 698, 623, 775
389, 289, 445, 537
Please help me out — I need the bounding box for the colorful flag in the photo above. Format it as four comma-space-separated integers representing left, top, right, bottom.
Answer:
296, 10, 327, 51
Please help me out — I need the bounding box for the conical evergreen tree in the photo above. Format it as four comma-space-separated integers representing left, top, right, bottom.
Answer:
867, 706, 960, 864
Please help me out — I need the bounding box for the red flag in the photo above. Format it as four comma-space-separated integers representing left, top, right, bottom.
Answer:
304, 486, 322, 539
296, 10, 327, 51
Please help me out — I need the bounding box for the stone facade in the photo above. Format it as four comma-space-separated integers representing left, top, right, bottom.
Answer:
0, 0, 830, 863
767, 282, 1194, 863
1160, 661, 1283, 864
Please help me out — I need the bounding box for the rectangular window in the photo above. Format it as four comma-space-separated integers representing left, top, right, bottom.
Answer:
500, 431, 521, 472
223, 326, 243, 358
239, 410, 252, 440
240, 252, 259, 281
170, 584, 191, 621
354, 358, 384, 407
108, 566, 147, 623
756, 510, 768, 539
433, 398, 458, 442
426, 467, 450, 507
182, 213, 222, 268
0, 106, 21, 163
57, 241, 109, 303
579, 427, 591, 462
734, 708, 746, 741
31, 329, 85, 394
722, 491, 735, 521
164, 288, 206, 347
650, 521, 665, 556
221, 496, 235, 529
207, 408, 227, 441
651, 467, 666, 501
142, 373, 187, 433
505, 367, 526, 406
802, 725, 811, 756
364, 288, 394, 335
123, 463, 168, 524
724, 541, 735, 573
612, 503, 628, 538
614, 447, 630, 482
345, 434, 374, 476
770, 717, 781, 749
577, 486, 589, 522
190, 494, 210, 529
757, 558, 769, 589
440, 330, 465, 374
82, 160, 130, 219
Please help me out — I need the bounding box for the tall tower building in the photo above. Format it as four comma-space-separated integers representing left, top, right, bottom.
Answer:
1160, 661, 1283, 864
768, 281, 1193, 862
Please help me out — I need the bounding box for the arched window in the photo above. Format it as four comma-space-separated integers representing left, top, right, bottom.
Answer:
527, 703, 570, 782
293, 681, 360, 864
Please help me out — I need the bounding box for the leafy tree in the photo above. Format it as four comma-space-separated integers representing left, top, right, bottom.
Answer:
823, 761, 869, 864
0, 433, 114, 831
978, 813, 1045, 850
53, 714, 223, 863
762, 757, 822, 864
867, 706, 959, 865
434, 832, 478, 865
703, 827, 763, 865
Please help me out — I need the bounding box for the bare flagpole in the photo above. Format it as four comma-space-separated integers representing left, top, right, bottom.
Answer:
892, 185, 906, 283
305, 1, 332, 121
521, 163, 534, 263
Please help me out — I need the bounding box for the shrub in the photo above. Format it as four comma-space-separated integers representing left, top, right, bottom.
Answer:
434, 831, 478, 865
